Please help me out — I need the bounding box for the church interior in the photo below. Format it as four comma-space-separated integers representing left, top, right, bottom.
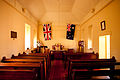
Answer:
0, 0, 120, 80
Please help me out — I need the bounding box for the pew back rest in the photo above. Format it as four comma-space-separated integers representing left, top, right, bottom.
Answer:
11, 55, 45, 60
71, 62, 115, 70
0, 68, 38, 80
70, 53, 99, 59
68, 56, 116, 79
69, 57, 116, 70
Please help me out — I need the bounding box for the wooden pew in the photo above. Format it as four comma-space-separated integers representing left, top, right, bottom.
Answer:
70, 52, 99, 59
18, 53, 49, 65
17, 52, 50, 78
11, 54, 49, 80
11, 54, 46, 68
1, 57, 45, 80
18, 52, 51, 69
19, 52, 48, 57
64, 52, 98, 61
11, 54, 45, 59
71, 62, 120, 80
0, 68, 38, 80
0, 63, 41, 80
19, 52, 51, 70
1, 57, 44, 63
64, 52, 98, 69
68, 56, 117, 80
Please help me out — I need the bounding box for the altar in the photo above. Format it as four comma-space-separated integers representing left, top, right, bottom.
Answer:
50, 50, 66, 60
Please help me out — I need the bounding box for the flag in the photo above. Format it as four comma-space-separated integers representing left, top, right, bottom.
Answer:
66, 24, 75, 40
43, 24, 51, 40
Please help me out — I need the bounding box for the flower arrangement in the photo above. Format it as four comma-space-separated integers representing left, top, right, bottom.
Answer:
37, 41, 43, 47
52, 43, 64, 50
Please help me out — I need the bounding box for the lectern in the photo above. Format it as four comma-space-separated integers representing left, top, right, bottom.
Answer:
78, 40, 84, 52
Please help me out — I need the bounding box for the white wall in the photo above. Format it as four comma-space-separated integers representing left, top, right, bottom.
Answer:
80, 0, 120, 61
0, 0, 37, 59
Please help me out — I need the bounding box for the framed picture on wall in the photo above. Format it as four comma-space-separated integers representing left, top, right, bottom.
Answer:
11, 31, 17, 38
100, 21, 106, 31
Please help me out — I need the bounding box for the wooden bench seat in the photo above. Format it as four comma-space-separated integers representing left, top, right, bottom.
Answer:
16, 53, 50, 79
18, 53, 49, 65
64, 52, 98, 60
1, 58, 44, 63
72, 63, 120, 80
1, 57, 45, 80
19, 53, 48, 57
0, 68, 38, 80
11, 54, 50, 80
68, 56, 118, 80
64, 52, 99, 69
11, 54, 48, 69
12, 55, 45, 59
0, 63, 42, 80
18, 53, 51, 69
0, 63, 40, 67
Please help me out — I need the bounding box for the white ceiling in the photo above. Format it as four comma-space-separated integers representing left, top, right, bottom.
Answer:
17, 0, 100, 24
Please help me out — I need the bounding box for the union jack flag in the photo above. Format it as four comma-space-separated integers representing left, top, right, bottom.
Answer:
43, 24, 51, 40
67, 24, 71, 32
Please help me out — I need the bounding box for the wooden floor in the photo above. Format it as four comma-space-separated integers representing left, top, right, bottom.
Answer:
48, 60, 67, 80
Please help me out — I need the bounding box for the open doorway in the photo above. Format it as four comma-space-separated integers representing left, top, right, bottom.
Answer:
25, 24, 30, 50
99, 35, 110, 59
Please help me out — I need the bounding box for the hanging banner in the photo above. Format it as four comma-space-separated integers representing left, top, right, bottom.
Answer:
66, 24, 75, 40
43, 24, 51, 40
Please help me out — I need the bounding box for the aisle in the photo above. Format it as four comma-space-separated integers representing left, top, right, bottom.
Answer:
48, 60, 67, 80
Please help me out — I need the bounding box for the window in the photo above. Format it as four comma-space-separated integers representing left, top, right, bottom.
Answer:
88, 25, 92, 49
25, 24, 30, 50
99, 35, 110, 59
33, 29, 37, 48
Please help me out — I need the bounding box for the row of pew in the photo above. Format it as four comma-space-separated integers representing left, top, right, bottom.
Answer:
64, 52, 120, 80
1, 50, 120, 80
63, 52, 99, 69
0, 52, 51, 80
